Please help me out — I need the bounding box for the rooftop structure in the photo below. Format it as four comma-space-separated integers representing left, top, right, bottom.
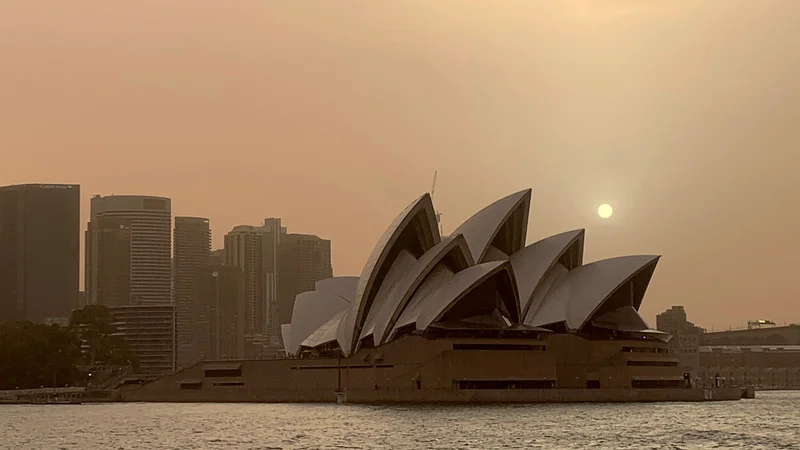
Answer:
748, 320, 777, 329
702, 324, 800, 347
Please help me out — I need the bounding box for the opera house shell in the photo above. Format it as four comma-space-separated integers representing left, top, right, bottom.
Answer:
282, 189, 666, 359
126, 189, 744, 403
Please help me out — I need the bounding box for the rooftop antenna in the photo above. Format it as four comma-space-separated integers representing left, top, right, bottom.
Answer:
430, 171, 443, 235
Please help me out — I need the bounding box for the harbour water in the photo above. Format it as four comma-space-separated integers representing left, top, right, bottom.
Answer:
1, 391, 798, 449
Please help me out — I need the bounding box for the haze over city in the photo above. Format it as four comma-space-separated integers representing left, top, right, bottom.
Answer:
2, 1, 798, 330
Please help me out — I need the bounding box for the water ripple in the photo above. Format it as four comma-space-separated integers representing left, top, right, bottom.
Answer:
0, 391, 798, 449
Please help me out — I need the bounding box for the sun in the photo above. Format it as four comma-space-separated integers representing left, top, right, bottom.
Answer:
597, 204, 613, 219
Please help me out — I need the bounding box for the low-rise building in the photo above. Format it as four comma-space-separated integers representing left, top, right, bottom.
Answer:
701, 324, 800, 346
698, 345, 800, 389
108, 305, 177, 374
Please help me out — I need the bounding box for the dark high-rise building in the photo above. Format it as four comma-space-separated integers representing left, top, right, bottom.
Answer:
0, 184, 80, 323
173, 217, 210, 365
199, 264, 246, 360
94, 215, 132, 307
262, 218, 284, 347
86, 195, 172, 306
209, 249, 225, 267
276, 233, 333, 343
224, 226, 265, 332
224, 219, 333, 351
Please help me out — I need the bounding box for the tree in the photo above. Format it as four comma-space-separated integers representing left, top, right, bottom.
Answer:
69, 305, 138, 371
0, 322, 82, 390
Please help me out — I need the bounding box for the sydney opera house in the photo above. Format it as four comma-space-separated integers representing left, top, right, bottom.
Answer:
127, 189, 743, 403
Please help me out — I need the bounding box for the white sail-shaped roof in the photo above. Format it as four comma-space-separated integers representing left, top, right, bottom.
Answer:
390, 264, 455, 340
281, 324, 292, 352
338, 194, 440, 356
522, 262, 568, 325
301, 309, 348, 349
370, 235, 473, 346
314, 276, 359, 302
482, 246, 509, 263
528, 255, 660, 331
590, 305, 649, 332
284, 188, 665, 356
510, 229, 584, 317
286, 291, 351, 355
415, 261, 520, 331
450, 189, 531, 264
359, 249, 418, 342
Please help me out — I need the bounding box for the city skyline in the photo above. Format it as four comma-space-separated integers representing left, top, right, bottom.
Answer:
3, 4, 800, 444
2, 182, 798, 333
3, 2, 799, 331
127, 187, 791, 403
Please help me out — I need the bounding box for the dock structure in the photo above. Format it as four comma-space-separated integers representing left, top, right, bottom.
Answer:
0, 387, 85, 404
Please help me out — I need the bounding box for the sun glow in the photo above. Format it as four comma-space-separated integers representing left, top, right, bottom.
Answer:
597, 204, 613, 219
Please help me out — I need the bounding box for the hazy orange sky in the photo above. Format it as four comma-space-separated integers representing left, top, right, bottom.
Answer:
2, 1, 798, 329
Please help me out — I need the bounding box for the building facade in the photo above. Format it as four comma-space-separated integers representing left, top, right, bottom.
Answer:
656, 305, 704, 375
224, 220, 332, 352
262, 218, 284, 348
698, 345, 800, 390
0, 184, 80, 323
173, 217, 210, 365
198, 264, 246, 360
208, 249, 225, 266
224, 226, 265, 333
277, 233, 332, 344
86, 195, 172, 306
657, 308, 800, 389
92, 215, 132, 307
108, 305, 177, 374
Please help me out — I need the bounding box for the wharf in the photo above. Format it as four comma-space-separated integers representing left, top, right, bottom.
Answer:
120, 386, 750, 404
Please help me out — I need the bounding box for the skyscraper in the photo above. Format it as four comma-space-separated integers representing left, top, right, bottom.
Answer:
173, 217, 210, 365
0, 184, 80, 323
224, 226, 264, 332
86, 195, 172, 306
276, 233, 332, 343
199, 264, 246, 360
262, 218, 284, 347
209, 249, 225, 266
93, 215, 132, 307
224, 219, 332, 350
